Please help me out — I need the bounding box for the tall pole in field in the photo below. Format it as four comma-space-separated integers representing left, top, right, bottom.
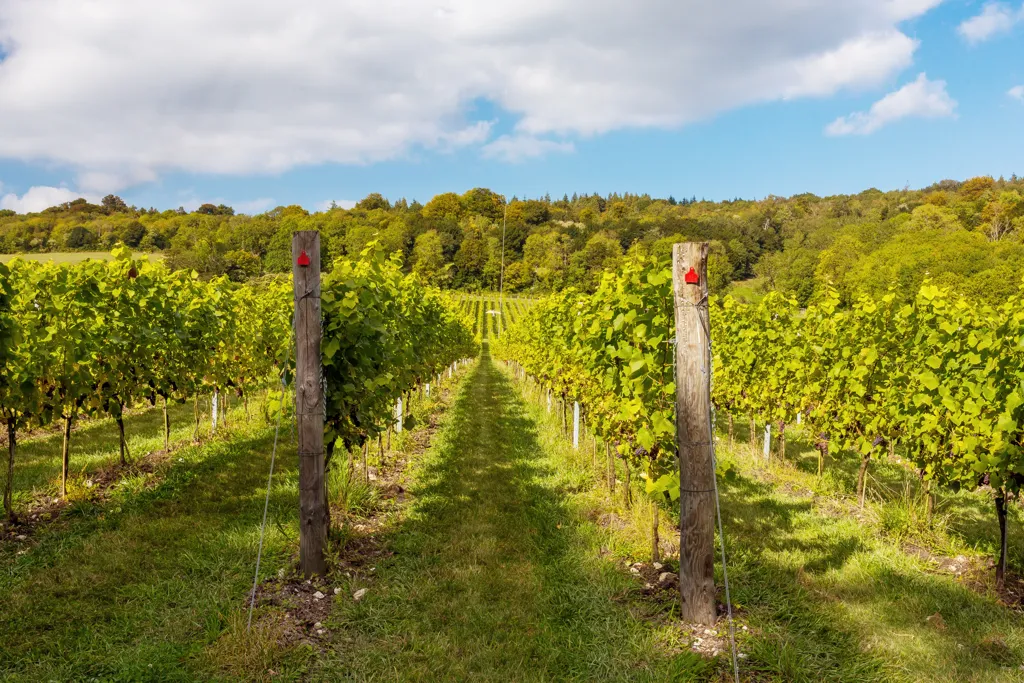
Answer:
292, 231, 328, 578
498, 199, 507, 338
672, 242, 717, 625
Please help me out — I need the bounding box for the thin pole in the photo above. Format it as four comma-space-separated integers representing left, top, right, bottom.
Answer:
498, 200, 507, 337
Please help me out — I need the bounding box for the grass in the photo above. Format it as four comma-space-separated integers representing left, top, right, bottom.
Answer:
724, 277, 766, 304
0, 251, 159, 264
4, 394, 237, 513
306, 346, 703, 681
705, 420, 1024, 682
0, 397, 300, 681
3, 349, 1022, 681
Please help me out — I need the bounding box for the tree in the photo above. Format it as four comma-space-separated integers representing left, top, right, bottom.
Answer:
412, 230, 448, 284
422, 193, 464, 222
453, 225, 488, 285
356, 193, 390, 211
461, 188, 504, 222
102, 195, 130, 214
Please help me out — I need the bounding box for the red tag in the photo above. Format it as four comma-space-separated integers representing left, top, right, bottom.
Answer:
684, 267, 699, 285
297, 250, 310, 267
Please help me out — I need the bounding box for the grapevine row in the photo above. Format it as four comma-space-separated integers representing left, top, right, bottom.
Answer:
495, 254, 1024, 584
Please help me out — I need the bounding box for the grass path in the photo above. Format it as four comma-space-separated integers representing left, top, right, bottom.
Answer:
310, 348, 698, 681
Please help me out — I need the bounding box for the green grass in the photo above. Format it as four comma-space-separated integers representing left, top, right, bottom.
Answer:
0, 411, 301, 680
5, 395, 236, 513
725, 277, 766, 304
307, 346, 703, 681
0, 251, 160, 264
703, 420, 1024, 682
3, 349, 1022, 681
504, 383, 1024, 681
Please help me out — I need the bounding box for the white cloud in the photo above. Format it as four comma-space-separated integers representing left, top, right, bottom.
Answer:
0, 0, 942, 184
315, 199, 358, 212
1009, 85, 1024, 101
0, 185, 100, 213
481, 135, 574, 162
234, 198, 275, 214
957, 2, 1023, 43
825, 73, 956, 135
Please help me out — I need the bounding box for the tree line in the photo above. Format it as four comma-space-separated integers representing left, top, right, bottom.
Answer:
0, 175, 1021, 302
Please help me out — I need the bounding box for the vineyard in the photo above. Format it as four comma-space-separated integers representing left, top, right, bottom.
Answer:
495, 254, 1024, 588
1, 242, 1023, 681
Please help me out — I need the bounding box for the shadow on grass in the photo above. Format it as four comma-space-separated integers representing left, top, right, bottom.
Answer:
0, 418, 299, 681
723, 413, 1023, 576
716, 417, 1024, 681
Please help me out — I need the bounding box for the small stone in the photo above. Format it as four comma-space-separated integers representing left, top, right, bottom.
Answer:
704, 628, 714, 636
925, 613, 946, 631
353, 588, 368, 601
334, 587, 342, 595
16, 534, 26, 541
742, 625, 748, 631
313, 591, 325, 600
653, 562, 664, 571
314, 622, 322, 629
659, 572, 676, 584
316, 629, 324, 635
738, 653, 748, 659
644, 583, 654, 589
630, 567, 641, 575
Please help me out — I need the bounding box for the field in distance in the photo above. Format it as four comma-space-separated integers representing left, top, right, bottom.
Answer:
0, 251, 160, 264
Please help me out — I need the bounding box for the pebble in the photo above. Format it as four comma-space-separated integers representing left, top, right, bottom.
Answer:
653, 562, 664, 571
334, 587, 342, 595
316, 629, 324, 635
16, 534, 26, 541
353, 588, 368, 601
314, 622, 322, 629
313, 591, 325, 600
629, 567, 641, 575
658, 572, 676, 584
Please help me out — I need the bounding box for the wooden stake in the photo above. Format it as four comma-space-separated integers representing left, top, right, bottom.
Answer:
672, 242, 717, 626
293, 231, 328, 578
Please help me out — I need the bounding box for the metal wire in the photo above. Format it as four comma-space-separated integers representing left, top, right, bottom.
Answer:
704, 309, 741, 683
247, 374, 288, 632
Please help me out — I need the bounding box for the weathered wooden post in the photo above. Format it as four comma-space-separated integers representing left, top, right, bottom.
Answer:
293, 231, 327, 578
672, 242, 717, 625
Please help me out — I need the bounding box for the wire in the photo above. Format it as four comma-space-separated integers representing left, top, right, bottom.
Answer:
247, 373, 288, 632
703, 302, 741, 683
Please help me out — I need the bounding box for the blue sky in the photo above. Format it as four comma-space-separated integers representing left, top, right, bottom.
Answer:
0, 0, 1021, 213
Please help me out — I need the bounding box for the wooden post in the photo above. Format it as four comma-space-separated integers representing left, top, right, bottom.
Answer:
672, 242, 717, 626
293, 231, 327, 578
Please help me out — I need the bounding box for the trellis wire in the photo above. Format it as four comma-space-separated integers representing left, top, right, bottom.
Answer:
247, 373, 289, 632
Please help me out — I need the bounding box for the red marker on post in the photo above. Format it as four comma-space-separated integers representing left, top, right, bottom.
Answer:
684, 267, 699, 285
297, 250, 311, 267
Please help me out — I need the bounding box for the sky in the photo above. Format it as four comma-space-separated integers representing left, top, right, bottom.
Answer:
0, 0, 1021, 214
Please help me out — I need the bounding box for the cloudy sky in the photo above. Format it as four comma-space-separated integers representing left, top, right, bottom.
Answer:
0, 0, 1021, 213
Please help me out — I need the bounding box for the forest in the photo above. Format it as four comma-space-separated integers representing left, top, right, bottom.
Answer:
1, 174, 1023, 303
